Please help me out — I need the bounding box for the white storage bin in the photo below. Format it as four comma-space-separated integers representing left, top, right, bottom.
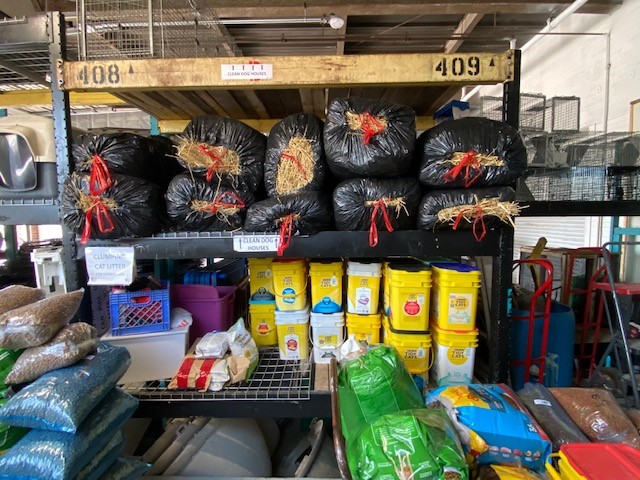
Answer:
102, 325, 189, 384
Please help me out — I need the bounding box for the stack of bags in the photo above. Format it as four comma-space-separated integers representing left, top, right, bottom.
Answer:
326, 98, 422, 247
244, 113, 332, 254
62, 133, 182, 244
415, 118, 527, 241
0, 285, 148, 479
165, 116, 262, 232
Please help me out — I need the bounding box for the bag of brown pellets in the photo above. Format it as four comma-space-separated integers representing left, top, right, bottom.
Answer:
626, 408, 640, 433
5, 322, 98, 385
264, 113, 327, 197
0, 289, 84, 349
177, 115, 266, 192
0, 285, 45, 316
551, 387, 640, 448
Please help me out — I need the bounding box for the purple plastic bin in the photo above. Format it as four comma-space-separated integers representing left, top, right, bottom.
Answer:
170, 284, 236, 344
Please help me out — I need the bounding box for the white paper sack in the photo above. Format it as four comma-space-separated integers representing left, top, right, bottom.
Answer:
209, 359, 230, 392
228, 318, 259, 373
339, 334, 366, 364
195, 332, 229, 358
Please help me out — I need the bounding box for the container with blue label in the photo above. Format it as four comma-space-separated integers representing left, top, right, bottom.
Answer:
272, 259, 307, 311
309, 260, 343, 313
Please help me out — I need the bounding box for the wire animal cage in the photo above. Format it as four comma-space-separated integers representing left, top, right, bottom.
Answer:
77, 0, 242, 60
546, 96, 580, 133
480, 94, 546, 131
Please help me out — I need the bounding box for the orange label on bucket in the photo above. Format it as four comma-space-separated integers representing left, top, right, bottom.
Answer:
257, 323, 269, 335
404, 301, 421, 316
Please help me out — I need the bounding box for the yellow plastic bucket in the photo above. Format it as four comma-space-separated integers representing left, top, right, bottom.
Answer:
347, 261, 382, 314
310, 311, 345, 364
275, 307, 310, 360
248, 258, 275, 302
272, 259, 308, 311
546, 453, 586, 480
346, 312, 381, 344
386, 264, 432, 332
309, 260, 343, 314
382, 316, 432, 374
431, 324, 478, 385
249, 302, 277, 347
431, 263, 481, 332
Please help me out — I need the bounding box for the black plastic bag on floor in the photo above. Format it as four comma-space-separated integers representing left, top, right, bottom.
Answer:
417, 187, 519, 241
323, 97, 416, 179
417, 118, 527, 188
146, 135, 185, 190
244, 192, 333, 255
73, 133, 155, 195
177, 115, 266, 192
62, 173, 163, 243
165, 173, 254, 232
265, 114, 326, 197
333, 178, 422, 247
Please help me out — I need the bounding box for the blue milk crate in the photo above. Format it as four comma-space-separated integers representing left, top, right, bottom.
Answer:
109, 282, 171, 336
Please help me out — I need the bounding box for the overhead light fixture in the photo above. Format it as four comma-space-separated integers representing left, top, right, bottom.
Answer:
326, 14, 345, 30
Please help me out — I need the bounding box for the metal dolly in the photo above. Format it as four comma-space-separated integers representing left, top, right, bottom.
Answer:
589, 241, 640, 408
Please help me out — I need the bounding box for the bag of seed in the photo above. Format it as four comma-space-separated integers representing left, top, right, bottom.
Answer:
0, 342, 130, 433
75, 429, 125, 480
165, 173, 254, 232
0, 349, 22, 392
348, 409, 468, 480
417, 118, 527, 188
0, 289, 84, 349
324, 97, 416, 179
177, 115, 266, 192
243, 192, 333, 255
265, 113, 327, 197
5, 322, 99, 385
73, 133, 155, 195
417, 187, 520, 241
332, 178, 422, 247
101, 457, 151, 480
62, 172, 163, 244
146, 135, 185, 190
0, 388, 138, 480
0, 285, 45, 316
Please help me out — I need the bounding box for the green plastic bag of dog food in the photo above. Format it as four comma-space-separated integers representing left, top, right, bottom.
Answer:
348, 408, 468, 480
338, 345, 423, 443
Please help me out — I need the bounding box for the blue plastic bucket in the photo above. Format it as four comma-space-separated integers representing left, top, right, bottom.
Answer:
510, 300, 575, 390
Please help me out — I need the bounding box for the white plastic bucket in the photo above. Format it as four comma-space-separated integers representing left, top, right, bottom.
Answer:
310, 312, 345, 364
347, 261, 382, 314
275, 306, 310, 360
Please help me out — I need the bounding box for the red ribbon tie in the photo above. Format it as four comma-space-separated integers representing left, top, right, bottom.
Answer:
88, 155, 113, 195
369, 200, 395, 247
443, 150, 483, 187
277, 213, 294, 256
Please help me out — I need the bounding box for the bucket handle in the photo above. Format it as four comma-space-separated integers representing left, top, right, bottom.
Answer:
545, 454, 562, 480
274, 277, 309, 299
309, 324, 347, 350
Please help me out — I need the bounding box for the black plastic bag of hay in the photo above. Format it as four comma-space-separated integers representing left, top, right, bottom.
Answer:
244, 192, 332, 235
333, 178, 422, 244
178, 115, 266, 192
417, 187, 517, 237
265, 113, 327, 197
62, 173, 163, 241
146, 135, 185, 190
165, 173, 254, 232
72, 133, 155, 191
416, 117, 527, 188
323, 97, 416, 179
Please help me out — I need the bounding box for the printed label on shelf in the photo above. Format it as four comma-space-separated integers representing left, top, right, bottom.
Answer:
233, 235, 279, 252
85, 247, 135, 285
221, 63, 273, 80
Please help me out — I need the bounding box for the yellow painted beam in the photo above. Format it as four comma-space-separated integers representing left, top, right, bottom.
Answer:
159, 116, 435, 134
61, 51, 514, 92
0, 90, 128, 107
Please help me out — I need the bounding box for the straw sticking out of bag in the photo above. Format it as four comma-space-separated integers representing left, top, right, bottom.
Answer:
177, 139, 242, 181
276, 137, 315, 195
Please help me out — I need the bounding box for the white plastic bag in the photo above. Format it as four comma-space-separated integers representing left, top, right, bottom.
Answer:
228, 318, 259, 380
195, 332, 229, 359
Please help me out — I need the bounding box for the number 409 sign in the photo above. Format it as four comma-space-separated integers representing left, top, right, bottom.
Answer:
435, 55, 482, 78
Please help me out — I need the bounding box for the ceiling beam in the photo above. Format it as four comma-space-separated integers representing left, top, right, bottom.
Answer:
211, 0, 620, 17
444, 13, 484, 54
243, 90, 270, 119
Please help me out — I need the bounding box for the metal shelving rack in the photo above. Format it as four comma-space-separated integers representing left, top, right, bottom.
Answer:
7, 9, 626, 419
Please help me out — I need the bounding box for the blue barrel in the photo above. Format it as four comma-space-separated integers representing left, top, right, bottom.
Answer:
510, 301, 575, 391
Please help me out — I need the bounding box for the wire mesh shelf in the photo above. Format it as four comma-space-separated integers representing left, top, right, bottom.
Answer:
120, 348, 313, 401
79, 0, 241, 60
546, 96, 580, 133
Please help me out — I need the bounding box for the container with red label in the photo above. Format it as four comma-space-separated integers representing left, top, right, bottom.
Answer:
386, 263, 432, 332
